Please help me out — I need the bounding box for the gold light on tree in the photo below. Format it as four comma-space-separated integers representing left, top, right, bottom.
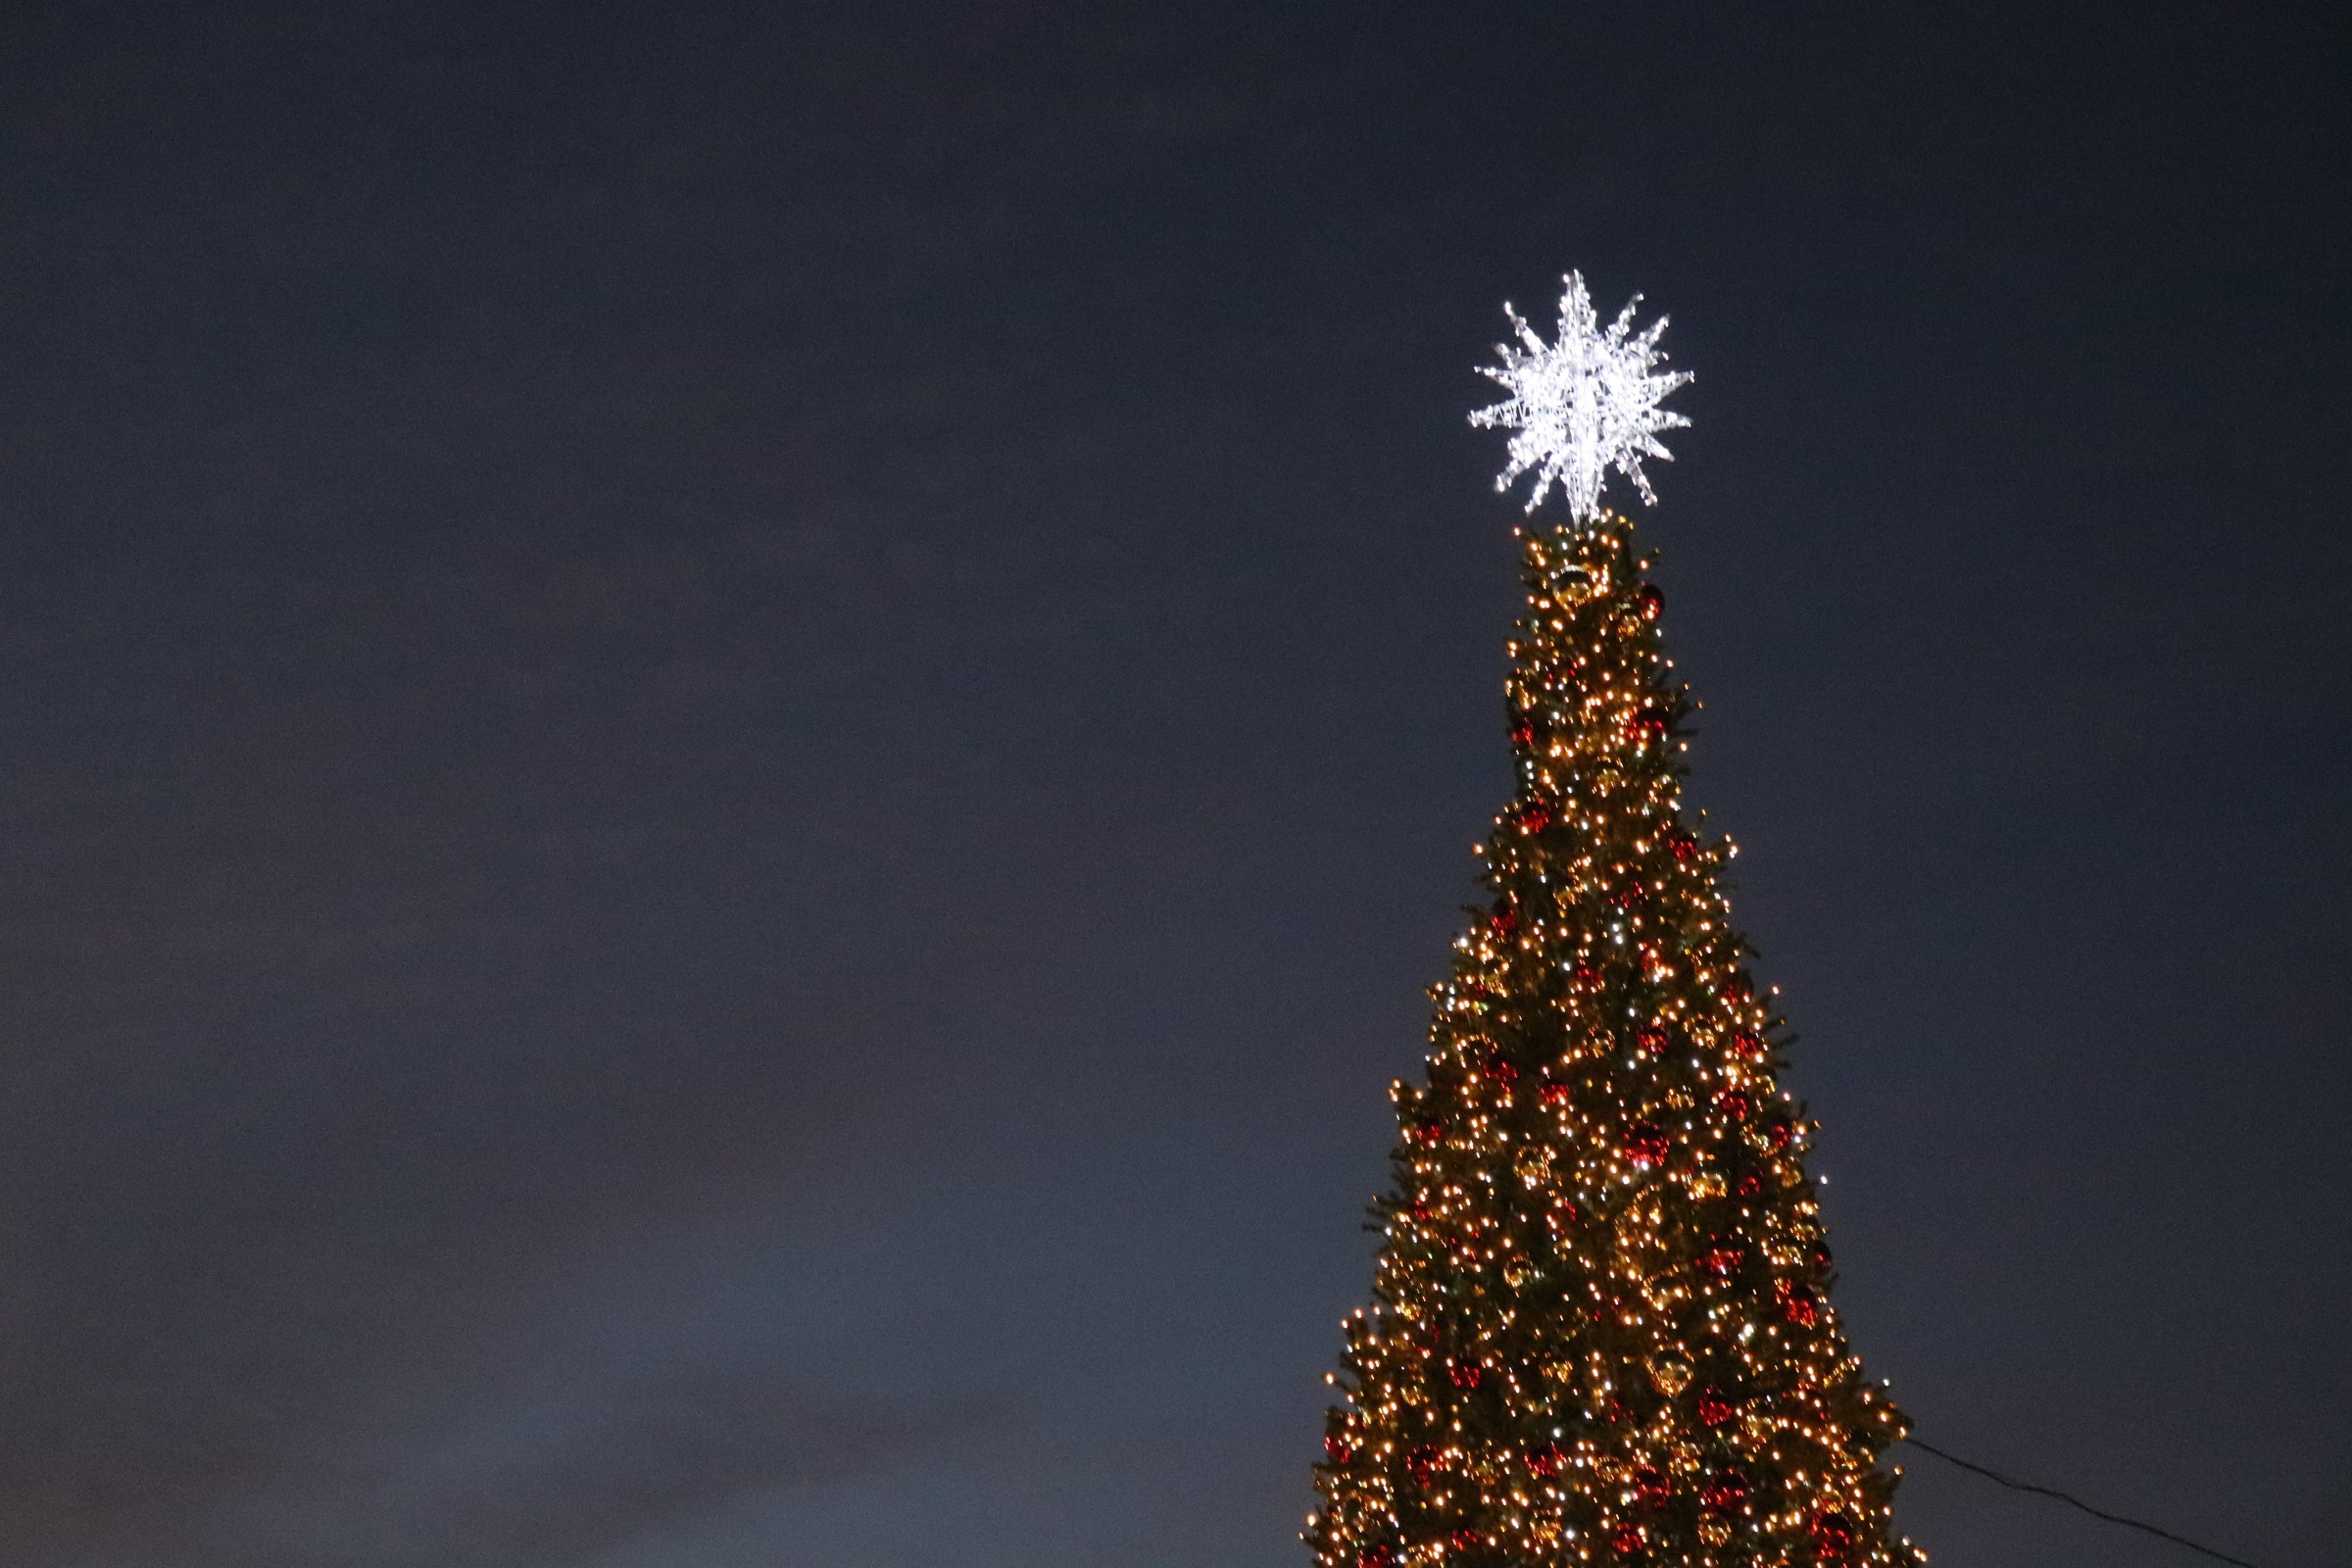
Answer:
1306, 283, 1920, 1568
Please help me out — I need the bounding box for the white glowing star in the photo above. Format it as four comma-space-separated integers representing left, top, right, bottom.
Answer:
1469, 271, 1693, 522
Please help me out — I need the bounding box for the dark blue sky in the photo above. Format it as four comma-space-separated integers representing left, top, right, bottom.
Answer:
0, 4, 2343, 1565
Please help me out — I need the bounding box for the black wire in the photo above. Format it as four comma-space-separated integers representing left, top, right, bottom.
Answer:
1900, 1436, 2264, 1568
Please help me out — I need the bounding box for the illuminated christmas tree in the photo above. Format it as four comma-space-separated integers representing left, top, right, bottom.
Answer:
1307, 277, 1920, 1568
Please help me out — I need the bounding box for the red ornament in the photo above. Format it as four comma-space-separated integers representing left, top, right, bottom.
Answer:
1700, 1471, 1750, 1511
1519, 802, 1554, 834
1697, 1244, 1744, 1278
1714, 1090, 1753, 1121
1731, 1030, 1765, 1059
1510, 722, 1534, 748
1668, 831, 1697, 862
1635, 1025, 1669, 1054
1491, 904, 1519, 936
1735, 1174, 1762, 1197
1636, 583, 1665, 620
1759, 1114, 1794, 1152
1405, 1445, 1444, 1486
1572, 962, 1603, 990
1780, 1284, 1821, 1327
1483, 1055, 1520, 1085
1631, 1466, 1671, 1506
1410, 1119, 1446, 1148
1810, 1510, 1859, 1558
1636, 714, 1669, 745
1358, 1550, 1397, 1568
1527, 1442, 1567, 1478
1451, 1528, 1485, 1552
1447, 1360, 1484, 1389
1610, 1521, 1645, 1555
1325, 1435, 1357, 1464
1624, 1122, 1672, 1169
1610, 881, 1646, 910
1540, 1081, 1573, 1108
1696, 1387, 1737, 1427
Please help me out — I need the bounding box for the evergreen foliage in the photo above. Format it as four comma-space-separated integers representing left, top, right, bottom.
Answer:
1308, 514, 1920, 1568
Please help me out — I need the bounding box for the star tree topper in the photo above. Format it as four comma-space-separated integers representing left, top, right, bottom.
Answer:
1470, 271, 1693, 522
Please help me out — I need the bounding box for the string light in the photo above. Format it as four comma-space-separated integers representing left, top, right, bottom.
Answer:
1308, 514, 1919, 1568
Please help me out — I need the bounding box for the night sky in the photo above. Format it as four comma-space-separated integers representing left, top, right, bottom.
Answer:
1, 5, 2344, 1566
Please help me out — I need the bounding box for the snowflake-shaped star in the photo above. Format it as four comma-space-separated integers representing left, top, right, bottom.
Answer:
1469, 271, 1693, 522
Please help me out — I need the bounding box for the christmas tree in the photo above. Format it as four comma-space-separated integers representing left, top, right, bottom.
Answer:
1307, 277, 1920, 1568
